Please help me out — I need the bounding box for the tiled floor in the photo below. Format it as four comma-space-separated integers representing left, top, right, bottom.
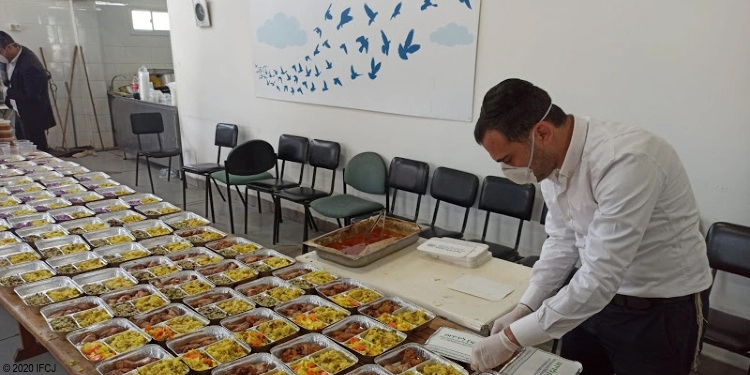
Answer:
0, 151, 744, 375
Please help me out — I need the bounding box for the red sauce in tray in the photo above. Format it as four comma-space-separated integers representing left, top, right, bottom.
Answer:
326, 229, 402, 256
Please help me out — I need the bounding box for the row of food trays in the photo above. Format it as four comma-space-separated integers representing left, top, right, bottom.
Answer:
0, 154, 466, 375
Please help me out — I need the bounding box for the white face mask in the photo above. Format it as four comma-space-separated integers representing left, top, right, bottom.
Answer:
500, 103, 553, 185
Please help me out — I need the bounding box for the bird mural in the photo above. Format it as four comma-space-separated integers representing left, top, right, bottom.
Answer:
364, 3, 378, 25
340, 43, 348, 54
310, 83, 317, 92
325, 60, 333, 69
368, 58, 382, 80
314, 66, 321, 77
337, 8, 353, 30
293, 75, 299, 83
420, 0, 437, 11
314, 44, 321, 56
314, 27, 322, 37
350, 65, 362, 80
305, 67, 312, 77
397, 29, 421, 60
322, 40, 331, 48
323, 81, 329, 91
356, 36, 370, 54
458, 0, 471, 9
305, 55, 311, 61
325, 4, 333, 20
333, 78, 343, 86
391, 2, 402, 20
380, 30, 391, 56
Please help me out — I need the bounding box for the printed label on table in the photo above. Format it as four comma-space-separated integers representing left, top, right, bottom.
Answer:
424, 327, 485, 363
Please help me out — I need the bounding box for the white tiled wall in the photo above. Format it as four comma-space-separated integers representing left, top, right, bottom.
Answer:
0, 0, 172, 150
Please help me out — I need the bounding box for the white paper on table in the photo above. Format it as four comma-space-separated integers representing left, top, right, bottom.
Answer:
499, 347, 583, 375
448, 275, 515, 302
424, 327, 484, 364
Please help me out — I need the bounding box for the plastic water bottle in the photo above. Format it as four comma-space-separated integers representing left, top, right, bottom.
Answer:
130, 74, 139, 94
137, 65, 150, 102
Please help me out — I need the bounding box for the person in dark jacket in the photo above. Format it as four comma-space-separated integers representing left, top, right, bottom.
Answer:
0, 31, 55, 151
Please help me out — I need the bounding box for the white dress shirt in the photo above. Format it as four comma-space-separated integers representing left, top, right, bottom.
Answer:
509, 115, 713, 347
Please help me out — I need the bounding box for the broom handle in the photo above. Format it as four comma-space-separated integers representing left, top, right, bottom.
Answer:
38, 47, 64, 148
59, 46, 78, 149
79, 46, 105, 150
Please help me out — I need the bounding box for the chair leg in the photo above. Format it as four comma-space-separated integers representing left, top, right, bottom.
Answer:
203, 175, 209, 217
167, 157, 173, 182
207, 177, 216, 222
244, 186, 249, 234
234, 186, 246, 206
145, 156, 155, 194
213, 178, 226, 202
182, 170, 188, 209
256, 191, 262, 214
272, 197, 280, 245
227, 181, 234, 234
134, 153, 140, 186
302, 206, 311, 253
310, 213, 319, 233
336, 218, 342, 228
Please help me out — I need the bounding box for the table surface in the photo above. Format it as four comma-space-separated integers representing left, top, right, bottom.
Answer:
297, 240, 532, 333
0, 286, 96, 374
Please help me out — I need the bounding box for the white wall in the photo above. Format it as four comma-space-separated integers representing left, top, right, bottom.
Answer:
167, 0, 750, 367
98, 0, 173, 87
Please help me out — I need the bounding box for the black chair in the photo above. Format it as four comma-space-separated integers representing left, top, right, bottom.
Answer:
246, 134, 309, 212
702, 222, 750, 374
419, 167, 479, 239
468, 176, 534, 261
130, 113, 183, 194
221, 140, 277, 234
272, 139, 341, 246
387, 157, 429, 222
181, 123, 238, 222
517, 203, 548, 267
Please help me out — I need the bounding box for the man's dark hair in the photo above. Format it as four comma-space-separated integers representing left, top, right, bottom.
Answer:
0, 31, 15, 48
474, 78, 567, 144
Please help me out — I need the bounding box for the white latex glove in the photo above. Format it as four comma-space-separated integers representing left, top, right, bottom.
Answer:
491, 304, 532, 335
471, 329, 521, 372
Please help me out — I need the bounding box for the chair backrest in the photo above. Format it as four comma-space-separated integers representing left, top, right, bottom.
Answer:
224, 140, 277, 177
429, 167, 479, 233
308, 139, 341, 194
214, 123, 238, 164
130, 113, 164, 135
430, 167, 479, 208
388, 157, 429, 222
478, 176, 535, 220
278, 134, 309, 183
477, 176, 535, 244
705, 222, 750, 278
344, 152, 387, 195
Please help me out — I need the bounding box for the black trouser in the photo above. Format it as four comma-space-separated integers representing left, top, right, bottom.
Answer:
16, 116, 49, 152
561, 290, 709, 375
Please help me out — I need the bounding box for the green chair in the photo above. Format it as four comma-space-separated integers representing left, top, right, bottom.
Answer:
212, 140, 276, 233
310, 151, 389, 227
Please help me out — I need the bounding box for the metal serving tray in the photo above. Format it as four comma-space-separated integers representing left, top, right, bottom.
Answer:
72, 267, 139, 295
40, 295, 114, 333
304, 216, 420, 268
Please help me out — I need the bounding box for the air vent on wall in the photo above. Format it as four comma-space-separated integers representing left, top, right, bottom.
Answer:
193, 0, 211, 27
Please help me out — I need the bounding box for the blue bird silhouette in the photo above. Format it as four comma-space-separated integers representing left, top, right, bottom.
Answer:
273, 69, 278, 76
325, 60, 333, 69
305, 55, 311, 61
314, 27, 322, 37
314, 45, 320, 56
293, 75, 299, 83
350, 65, 362, 80
356, 36, 370, 54
302, 81, 309, 89
305, 67, 312, 77
368, 58, 382, 80
314, 66, 321, 77
333, 78, 342, 86
340, 43, 348, 54
297, 63, 303, 72
281, 67, 287, 75
276, 86, 280, 91
391, 2, 402, 19
364, 4, 378, 26
458, 0, 471, 9
322, 40, 331, 48
290, 88, 295, 95
398, 29, 421, 60
323, 81, 329, 91
297, 88, 303, 94
337, 8, 353, 30
291, 65, 298, 73
310, 83, 316, 92
380, 30, 391, 56
284, 86, 288, 92
286, 73, 291, 81
325, 4, 333, 20
277, 76, 283, 83
420, 0, 437, 11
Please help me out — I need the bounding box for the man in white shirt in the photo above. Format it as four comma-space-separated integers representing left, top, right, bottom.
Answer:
470, 78, 712, 375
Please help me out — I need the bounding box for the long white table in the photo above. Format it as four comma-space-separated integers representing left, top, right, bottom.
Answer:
297, 239, 532, 334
